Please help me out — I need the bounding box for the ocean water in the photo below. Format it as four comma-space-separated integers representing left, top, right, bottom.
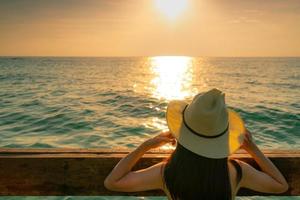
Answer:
0, 57, 299, 199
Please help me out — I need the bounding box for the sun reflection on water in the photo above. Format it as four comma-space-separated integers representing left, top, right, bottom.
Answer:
149, 56, 196, 100
144, 56, 197, 148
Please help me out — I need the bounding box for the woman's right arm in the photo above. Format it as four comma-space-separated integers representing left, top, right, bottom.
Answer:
239, 129, 289, 193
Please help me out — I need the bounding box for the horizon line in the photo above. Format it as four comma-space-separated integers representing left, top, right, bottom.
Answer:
1, 55, 300, 58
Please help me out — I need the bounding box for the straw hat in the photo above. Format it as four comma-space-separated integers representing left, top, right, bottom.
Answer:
166, 88, 245, 158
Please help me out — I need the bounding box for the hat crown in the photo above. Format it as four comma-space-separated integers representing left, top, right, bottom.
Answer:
184, 88, 229, 136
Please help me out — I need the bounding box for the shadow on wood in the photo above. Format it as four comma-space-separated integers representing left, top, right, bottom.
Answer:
0, 149, 299, 196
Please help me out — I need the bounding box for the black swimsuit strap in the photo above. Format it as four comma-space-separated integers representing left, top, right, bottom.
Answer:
230, 159, 242, 185
160, 163, 166, 190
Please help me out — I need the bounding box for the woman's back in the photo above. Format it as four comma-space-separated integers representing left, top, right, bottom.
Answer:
161, 159, 241, 199
162, 143, 241, 200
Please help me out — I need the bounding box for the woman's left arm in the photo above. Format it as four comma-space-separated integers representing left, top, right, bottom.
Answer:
104, 131, 174, 192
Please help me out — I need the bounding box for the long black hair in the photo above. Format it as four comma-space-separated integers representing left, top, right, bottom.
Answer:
164, 143, 232, 200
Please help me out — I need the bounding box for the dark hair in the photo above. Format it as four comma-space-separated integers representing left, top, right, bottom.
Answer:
164, 143, 231, 200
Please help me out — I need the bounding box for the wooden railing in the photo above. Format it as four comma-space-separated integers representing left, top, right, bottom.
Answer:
0, 149, 299, 196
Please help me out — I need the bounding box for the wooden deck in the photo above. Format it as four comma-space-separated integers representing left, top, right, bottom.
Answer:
0, 148, 299, 196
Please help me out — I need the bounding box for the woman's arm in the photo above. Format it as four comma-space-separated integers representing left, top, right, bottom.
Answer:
104, 131, 174, 192
239, 129, 289, 193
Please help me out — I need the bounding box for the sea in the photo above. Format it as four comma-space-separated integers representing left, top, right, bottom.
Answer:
0, 56, 299, 200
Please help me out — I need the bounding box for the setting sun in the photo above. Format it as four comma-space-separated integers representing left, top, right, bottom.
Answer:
154, 0, 188, 20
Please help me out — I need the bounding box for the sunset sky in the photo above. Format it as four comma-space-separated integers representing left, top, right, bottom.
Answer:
0, 0, 300, 57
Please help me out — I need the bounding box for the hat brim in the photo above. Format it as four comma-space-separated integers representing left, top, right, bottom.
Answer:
166, 100, 245, 158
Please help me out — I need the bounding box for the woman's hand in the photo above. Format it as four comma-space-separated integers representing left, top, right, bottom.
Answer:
142, 131, 175, 149
241, 128, 257, 153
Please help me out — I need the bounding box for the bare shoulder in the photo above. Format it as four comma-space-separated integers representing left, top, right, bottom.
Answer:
140, 161, 166, 190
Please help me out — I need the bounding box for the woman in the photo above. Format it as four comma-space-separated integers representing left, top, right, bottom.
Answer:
104, 88, 288, 199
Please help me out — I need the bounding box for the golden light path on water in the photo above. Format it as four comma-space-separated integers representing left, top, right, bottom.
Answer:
149, 56, 196, 100
147, 56, 198, 151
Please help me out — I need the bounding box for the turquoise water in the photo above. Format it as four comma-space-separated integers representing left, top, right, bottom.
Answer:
0, 57, 299, 199
0, 57, 299, 149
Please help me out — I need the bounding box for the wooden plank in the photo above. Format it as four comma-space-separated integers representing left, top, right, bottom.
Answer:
0, 149, 299, 196
0, 148, 299, 154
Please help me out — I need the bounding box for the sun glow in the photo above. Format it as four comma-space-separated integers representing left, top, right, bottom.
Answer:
154, 0, 189, 20
150, 56, 195, 100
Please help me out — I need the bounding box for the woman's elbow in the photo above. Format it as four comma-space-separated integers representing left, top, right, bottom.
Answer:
276, 178, 289, 193
271, 183, 289, 194
104, 177, 121, 191
278, 183, 289, 193
104, 177, 114, 191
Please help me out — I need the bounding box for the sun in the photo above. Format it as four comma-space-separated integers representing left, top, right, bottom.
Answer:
154, 0, 188, 21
